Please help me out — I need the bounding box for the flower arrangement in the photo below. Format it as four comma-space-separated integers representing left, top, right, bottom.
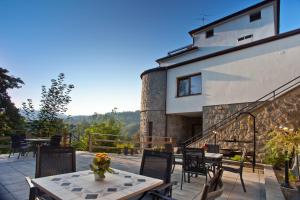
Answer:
90, 153, 113, 181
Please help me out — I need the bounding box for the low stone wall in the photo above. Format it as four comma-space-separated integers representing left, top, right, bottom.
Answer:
190, 85, 300, 162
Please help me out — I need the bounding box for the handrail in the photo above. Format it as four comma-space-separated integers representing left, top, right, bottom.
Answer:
184, 75, 300, 147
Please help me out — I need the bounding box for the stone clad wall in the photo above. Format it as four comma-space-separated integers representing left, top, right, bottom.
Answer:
167, 115, 202, 144
189, 85, 300, 162
202, 102, 251, 132
140, 70, 167, 139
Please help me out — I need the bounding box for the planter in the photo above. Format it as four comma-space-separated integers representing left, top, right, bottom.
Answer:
94, 173, 105, 181
281, 186, 300, 199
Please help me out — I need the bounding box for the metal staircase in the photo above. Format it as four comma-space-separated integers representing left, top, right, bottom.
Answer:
183, 75, 300, 148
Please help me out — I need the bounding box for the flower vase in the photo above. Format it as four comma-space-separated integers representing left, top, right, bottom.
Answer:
94, 173, 105, 181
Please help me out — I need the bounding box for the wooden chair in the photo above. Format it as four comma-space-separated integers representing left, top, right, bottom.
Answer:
26, 146, 76, 200
223, 148, 247, 192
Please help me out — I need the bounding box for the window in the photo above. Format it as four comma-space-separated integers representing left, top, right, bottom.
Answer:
250, 11, 261, 22
237, 34, 253, 42
177, 73, 202, 97
148, 122, 153, 148
206, 29, 214, 38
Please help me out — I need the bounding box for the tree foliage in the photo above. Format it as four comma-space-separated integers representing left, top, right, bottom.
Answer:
0, 68, 24, 134
265, 127, 300, 168
22, 73, 74, 136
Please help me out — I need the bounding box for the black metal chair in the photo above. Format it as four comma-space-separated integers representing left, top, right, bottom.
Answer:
26, 146, 76, 200
207, 144, 220, 153
181, 148, 208, 190
139, 150, 175, 199
9, 134, 30, 159
49, 135, 62, 147
223, 149, 247, 192
206, 144, 220, 175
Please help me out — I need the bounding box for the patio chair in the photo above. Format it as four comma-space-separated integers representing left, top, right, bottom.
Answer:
172, 154, 183, 173
150, 184, 223, 200
26, 146, 76, 200
139, 150, 176, 199
206, 144, 220, 175
49, 135, 62, 147
222, 148, 247, 192
207, 144, 220, 153
9, 134, 30, 159
181, 148, 208, 190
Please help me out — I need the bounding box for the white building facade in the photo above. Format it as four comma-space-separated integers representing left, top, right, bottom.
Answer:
140, 0, 300, 144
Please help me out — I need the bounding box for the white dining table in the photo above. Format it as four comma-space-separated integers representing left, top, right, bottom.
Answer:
32, 168, 164, 200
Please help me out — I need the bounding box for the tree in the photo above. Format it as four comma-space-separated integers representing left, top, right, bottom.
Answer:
23, 73, 74, 136
0, 68, 24, 134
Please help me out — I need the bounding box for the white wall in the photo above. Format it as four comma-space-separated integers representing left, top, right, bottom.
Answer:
159, 2, 276, 67
166, 33, 300, 114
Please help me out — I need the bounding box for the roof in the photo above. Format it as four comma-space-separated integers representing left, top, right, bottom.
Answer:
189, 0, 280, 36
156, 46, 199, 63
140, 28, 300, 79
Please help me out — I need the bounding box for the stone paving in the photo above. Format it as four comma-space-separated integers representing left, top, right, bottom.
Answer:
0, 152, 265, 200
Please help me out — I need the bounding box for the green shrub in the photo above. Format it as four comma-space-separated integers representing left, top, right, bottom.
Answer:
231, 155, 242, 161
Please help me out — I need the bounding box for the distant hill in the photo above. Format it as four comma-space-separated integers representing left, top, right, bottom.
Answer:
65, 111, 140, 137
20, 109, 141, 138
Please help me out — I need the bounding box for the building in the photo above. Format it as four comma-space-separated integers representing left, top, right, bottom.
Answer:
140, 0, 300, 146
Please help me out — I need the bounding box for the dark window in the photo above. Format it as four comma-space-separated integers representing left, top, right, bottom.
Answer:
148, 122, 153, 148
244, 34, 253, 39
250, 11, 261, 22
206, 29, 214, 38
238, 34, 253, 42
177, 73, 202, 97
238, 37, 244, 42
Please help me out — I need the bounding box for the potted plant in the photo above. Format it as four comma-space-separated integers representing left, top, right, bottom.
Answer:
90, 153, 113, 181
265, 127, 300, 190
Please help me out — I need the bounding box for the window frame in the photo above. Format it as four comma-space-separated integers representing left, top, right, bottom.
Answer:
176, 73, 202, 97
249, 11, 261, 22
205, 29, 214, 38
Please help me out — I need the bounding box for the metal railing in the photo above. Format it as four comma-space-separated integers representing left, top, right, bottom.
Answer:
184, 75, 300, 147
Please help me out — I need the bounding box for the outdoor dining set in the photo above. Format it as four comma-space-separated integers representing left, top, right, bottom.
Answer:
7, 136, 247, 200
8, 134, 62, 159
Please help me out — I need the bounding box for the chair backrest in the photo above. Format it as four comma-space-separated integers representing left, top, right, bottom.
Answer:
183, 148, 206, 173
207, 144, 219, 153
50, 135, 62, 147
10, 134, 22, 148
208, 168, 223, 192
35, 146, 76, 178
140, 150, 173, 184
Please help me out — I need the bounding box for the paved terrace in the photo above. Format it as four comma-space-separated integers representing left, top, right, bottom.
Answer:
0, 152, 265, 200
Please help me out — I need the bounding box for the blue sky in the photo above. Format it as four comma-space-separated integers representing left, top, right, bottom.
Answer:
2, 0, 300, 115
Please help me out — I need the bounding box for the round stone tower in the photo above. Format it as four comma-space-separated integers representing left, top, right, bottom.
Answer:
140, 68, 167, 144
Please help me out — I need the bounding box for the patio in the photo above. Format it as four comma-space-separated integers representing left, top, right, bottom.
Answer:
0, 151, 265, 200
